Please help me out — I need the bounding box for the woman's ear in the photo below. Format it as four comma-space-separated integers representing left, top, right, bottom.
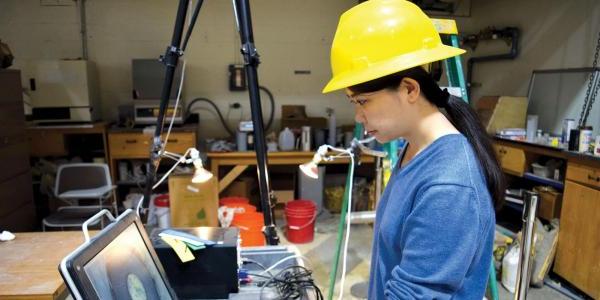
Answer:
400, 77, 421, 104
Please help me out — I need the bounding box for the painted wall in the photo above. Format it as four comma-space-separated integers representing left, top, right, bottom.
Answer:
1, 0, 599, 138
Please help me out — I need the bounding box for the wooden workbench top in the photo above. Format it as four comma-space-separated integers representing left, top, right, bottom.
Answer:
0, 231, 93, 299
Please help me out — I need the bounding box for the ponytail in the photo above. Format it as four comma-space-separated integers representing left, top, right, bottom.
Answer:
349, 67, 505, 209
444, 95, 505, 209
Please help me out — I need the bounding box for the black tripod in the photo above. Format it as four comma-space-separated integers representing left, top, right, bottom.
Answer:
143, 0, 279, 245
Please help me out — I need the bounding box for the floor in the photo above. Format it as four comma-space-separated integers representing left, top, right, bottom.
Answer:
276, 211, 572, 300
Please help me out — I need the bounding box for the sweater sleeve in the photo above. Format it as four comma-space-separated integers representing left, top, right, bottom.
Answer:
384, 184, 482, 300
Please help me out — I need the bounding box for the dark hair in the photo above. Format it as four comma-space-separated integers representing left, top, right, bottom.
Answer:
349, 67, 505, 209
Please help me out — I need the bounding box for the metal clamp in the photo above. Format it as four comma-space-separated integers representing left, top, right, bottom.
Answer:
82, 209, 116, 243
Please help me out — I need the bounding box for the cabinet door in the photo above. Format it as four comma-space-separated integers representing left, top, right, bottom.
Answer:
554, 180, 600, 298
493, 144, 526, 176
27, 130, 67, 157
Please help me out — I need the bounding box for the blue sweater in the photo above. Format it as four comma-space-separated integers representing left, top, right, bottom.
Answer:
368, 134, 495, 300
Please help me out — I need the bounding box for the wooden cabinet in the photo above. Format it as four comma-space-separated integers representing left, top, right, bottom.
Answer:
554, 180, 600, 298
0, 69, 36, 231
107, 129, 196, 209
107, 130, 196, 183
494, 144, 526, 176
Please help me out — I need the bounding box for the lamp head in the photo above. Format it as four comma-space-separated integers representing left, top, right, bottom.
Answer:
299, 145, 328, 179
190, 149, 213, 183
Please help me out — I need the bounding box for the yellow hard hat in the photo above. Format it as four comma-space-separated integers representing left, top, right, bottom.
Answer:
322, 0, 465, 93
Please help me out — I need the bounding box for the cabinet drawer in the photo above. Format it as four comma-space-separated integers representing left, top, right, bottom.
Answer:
109, 132, 196, 158
109, 133, 149, 158
0, 141, 30, 182
566, 163, 600, 189
494, 144, 526, 176
0, 171, 34, 218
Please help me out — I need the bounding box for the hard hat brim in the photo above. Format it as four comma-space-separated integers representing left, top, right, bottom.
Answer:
322, 44, 466, 93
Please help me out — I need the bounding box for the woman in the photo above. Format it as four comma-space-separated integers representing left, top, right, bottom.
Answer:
322, 0, 505, 299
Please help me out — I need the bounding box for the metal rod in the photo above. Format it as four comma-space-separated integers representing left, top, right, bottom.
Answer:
514, 191, 538, 300
78, 0, 88, 59
143, 0, 189, 211
181, 0, 204, 51
232, 0, 279, 245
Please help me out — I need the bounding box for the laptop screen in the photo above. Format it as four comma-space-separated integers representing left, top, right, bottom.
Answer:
81, 223, 172, 299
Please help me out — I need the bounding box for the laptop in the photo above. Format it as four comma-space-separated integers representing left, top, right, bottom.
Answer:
59, 210, 178, 300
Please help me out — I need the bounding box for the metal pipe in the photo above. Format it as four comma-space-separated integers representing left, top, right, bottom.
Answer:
78, 0, 88, 59
514, 191, 538, 300
348, 211, 376, 224
467, 27, 519, 98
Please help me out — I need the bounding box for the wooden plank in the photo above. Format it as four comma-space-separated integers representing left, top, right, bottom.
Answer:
219, 165, 249, 193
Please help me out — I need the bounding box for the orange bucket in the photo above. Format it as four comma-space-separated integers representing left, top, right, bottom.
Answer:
231, 211, 265, 247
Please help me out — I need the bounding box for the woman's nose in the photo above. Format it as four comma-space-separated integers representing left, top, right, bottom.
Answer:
354, 107, 365, 124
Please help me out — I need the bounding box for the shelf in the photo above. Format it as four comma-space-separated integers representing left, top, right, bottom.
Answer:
523, 172, 564, 190
503, 200, 524, 212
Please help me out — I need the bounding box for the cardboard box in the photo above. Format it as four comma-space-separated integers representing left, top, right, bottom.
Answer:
476, 96, 528, 134
220, 176, 255, 198
168, 174, 218, 227
273, 190, 294, 204
280, 105, 327, 129
533, 186, 562, 221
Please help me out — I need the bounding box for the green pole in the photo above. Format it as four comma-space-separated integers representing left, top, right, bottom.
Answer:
327, 123, 363, 300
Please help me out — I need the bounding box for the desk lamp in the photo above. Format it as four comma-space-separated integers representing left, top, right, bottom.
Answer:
152, 147, 213, 190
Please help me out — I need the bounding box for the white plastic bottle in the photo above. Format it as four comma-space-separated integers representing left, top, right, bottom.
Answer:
502, 242, 520, 294
278, 127, 295, 151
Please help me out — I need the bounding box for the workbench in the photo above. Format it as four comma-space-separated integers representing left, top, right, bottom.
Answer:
0, 231, 94, 300
207, 151, 375, 193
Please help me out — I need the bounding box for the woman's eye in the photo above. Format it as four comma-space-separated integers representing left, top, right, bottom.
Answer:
348, 97, 368, 106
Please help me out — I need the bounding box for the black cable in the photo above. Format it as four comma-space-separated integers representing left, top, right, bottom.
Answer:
186, 97, 236, 137
259, 85, 275, 131
185, 86, 275, 138
243, 258, 274, 277
257, 265, 323, 300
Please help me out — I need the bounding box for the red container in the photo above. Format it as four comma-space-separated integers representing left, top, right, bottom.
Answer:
285, 200, 317, 243
219, 196, 250, 207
